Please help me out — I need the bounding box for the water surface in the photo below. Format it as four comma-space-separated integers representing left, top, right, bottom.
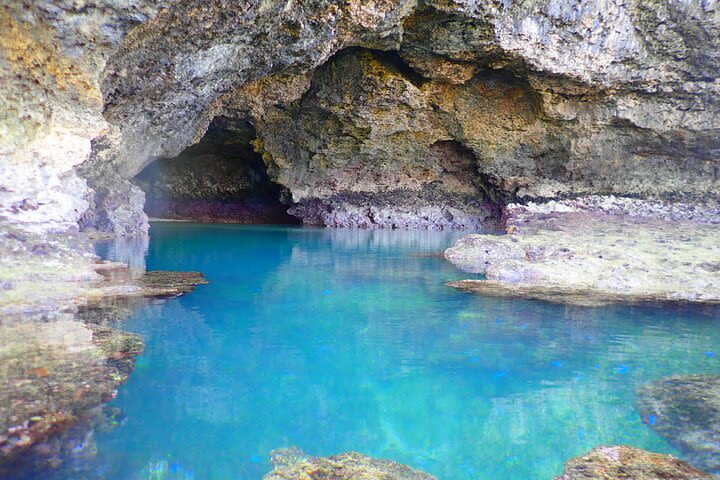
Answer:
82, 223, 720, 479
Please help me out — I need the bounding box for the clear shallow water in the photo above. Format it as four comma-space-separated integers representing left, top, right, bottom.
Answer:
83, 223, 720, 479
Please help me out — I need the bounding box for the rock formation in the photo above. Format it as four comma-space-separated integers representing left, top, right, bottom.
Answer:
3, 1, 719, 233
555, 445, 712, 480
0, 319, 142, 469
445, 196, 720, 306
637, 375, 720, 476
262, 446, 712, 480
0, 254, 206, 467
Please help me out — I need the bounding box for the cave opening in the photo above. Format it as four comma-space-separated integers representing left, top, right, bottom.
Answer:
133, 117, 300, 225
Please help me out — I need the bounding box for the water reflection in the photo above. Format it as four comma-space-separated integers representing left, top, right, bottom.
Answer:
95, 235, 149, 270
35, 224, 720, 479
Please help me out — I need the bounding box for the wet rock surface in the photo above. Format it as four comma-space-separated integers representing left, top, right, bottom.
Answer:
555, 445, 712, 480
637, 375, 720, 475
0, 226, 103, 315
0, 260, 206, 470
0, 229, 207, 316
0, 316, 142, 470
446, 196, 720, 307
263, 449, 437, 480
0, 227, 206, 469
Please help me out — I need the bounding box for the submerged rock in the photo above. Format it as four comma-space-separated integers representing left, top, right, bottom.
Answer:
637, 375, 720, 475
268, 446, 310, 469
0, 261, 206, 470
446, 196, 720, 307
0, 232, 206, 469
0, 318, 142, 468
263, 450, 436, 480
555, 445, 712, 480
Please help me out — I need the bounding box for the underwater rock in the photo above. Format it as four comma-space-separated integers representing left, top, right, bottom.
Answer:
268, 446, 310, 469
0, 261, 206, 468
263, 450, 436, 480
637, 375, 720, 475
0, 317, 142, 467
555, 445, 712, 480
0, 230, 206, 467
1, 404, 126, 477
446, 196, 720, 307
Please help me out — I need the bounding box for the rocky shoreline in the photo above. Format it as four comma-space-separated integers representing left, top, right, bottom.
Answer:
446, 196, 720, 307
0, 227, 207, 472
1, 0, 719, 477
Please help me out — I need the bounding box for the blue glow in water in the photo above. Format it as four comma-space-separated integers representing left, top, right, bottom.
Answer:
83, 223, 720, 479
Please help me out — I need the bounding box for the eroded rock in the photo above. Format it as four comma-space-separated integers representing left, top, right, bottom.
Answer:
555, 445, 712, 480
133, 116, 298, 224
0, 0, 171, 235
85, 0, 720, 232
248, 48, 511, 228
637, 375, 720, 475
4, 0, 716, 233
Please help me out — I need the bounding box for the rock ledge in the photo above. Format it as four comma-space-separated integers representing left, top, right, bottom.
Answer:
446, 196, 720, 307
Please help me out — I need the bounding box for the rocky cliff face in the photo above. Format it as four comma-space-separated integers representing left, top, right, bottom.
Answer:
2, 0, 719, 233
0, 0, 171, 235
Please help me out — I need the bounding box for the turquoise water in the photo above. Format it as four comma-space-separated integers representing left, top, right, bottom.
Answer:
83, 223, 720, 478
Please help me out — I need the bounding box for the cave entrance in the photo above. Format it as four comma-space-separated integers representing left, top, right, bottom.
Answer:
133, 117, 300, 224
